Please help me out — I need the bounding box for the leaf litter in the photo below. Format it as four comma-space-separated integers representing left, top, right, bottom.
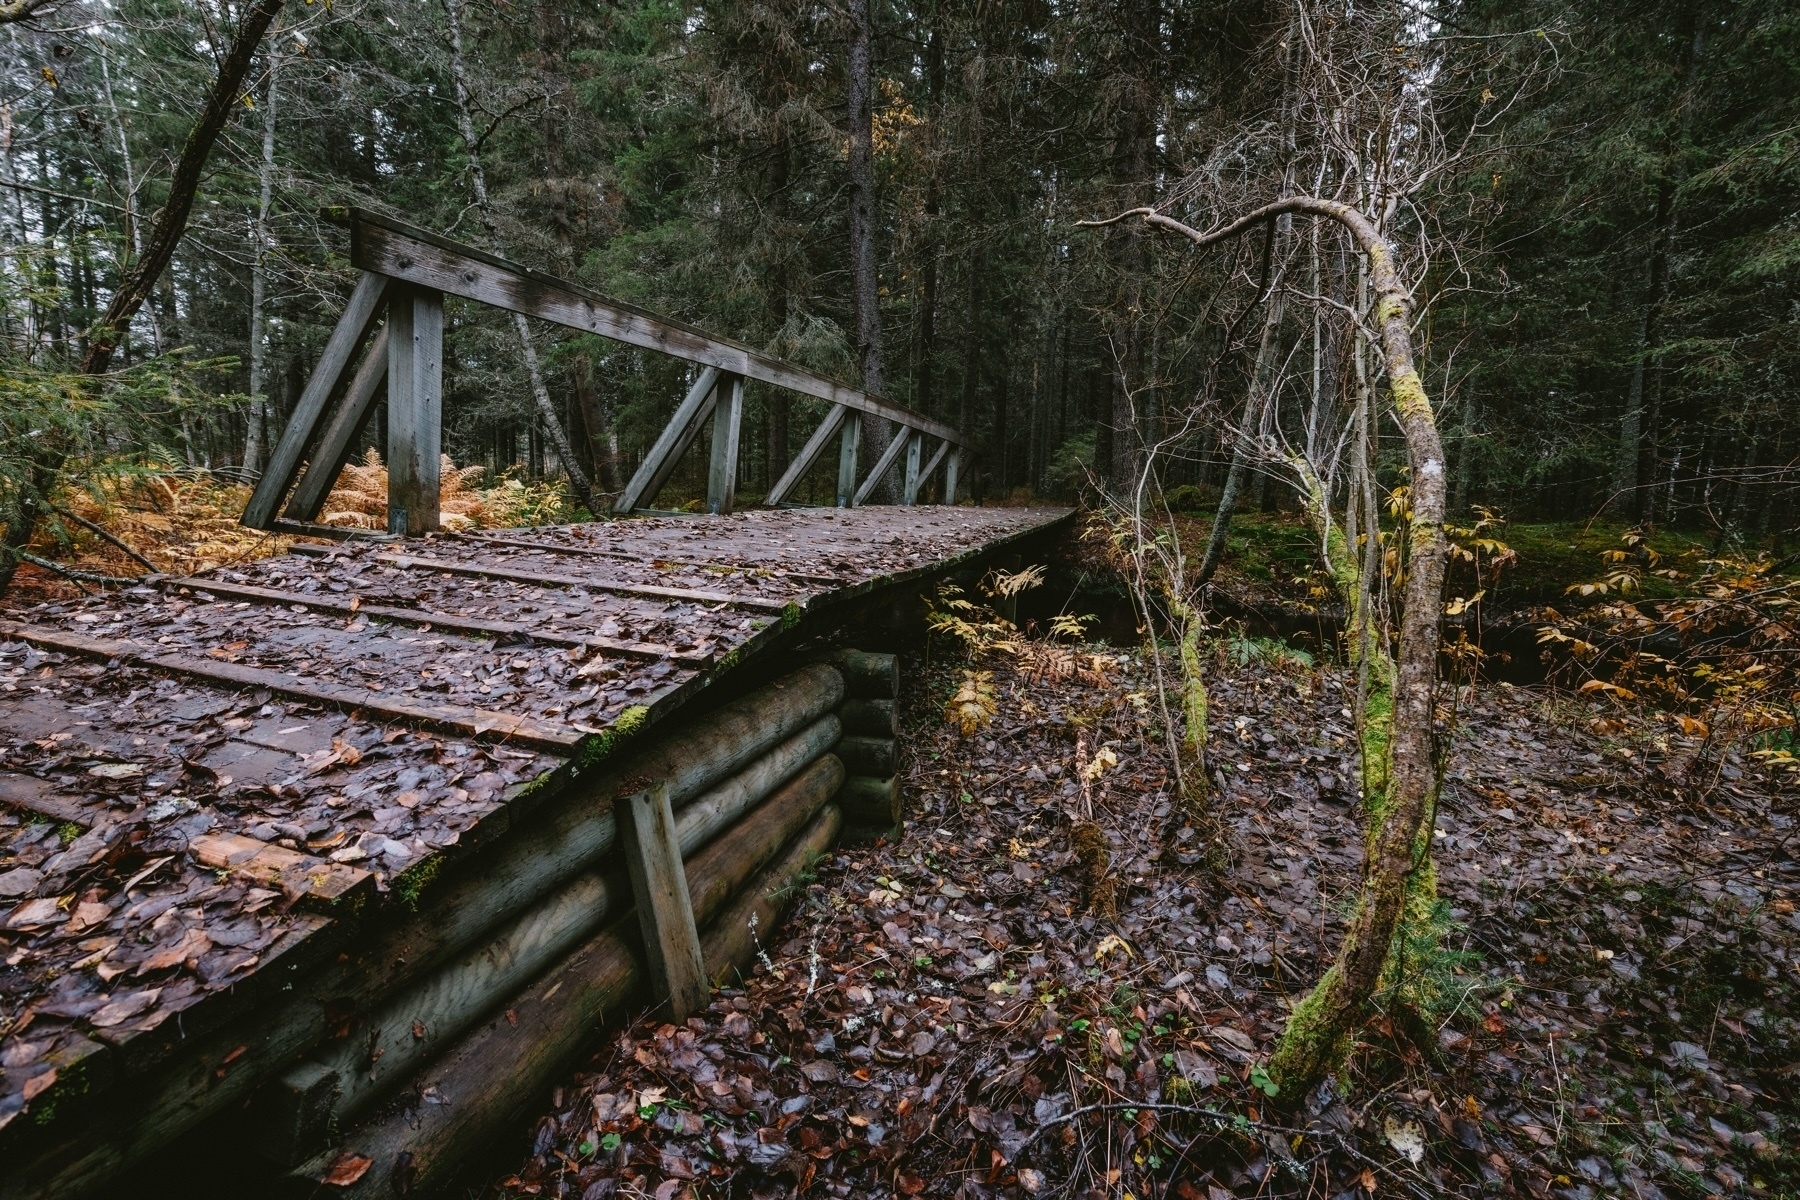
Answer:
492, 645, 1797, 1199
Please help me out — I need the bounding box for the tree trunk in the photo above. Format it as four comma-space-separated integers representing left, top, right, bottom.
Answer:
1105, 198, 1449, 1096
441, 0, 600, 516
245, 42, 279, 476
846, 0, 895, 501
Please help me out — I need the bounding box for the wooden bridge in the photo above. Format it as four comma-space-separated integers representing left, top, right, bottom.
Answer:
242, 208, 970, 536
0, 215, 1071, 1198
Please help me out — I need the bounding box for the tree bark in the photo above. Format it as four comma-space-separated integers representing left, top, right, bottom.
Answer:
441, 0, 600, 516
1099, 198, 1449, 1095
245, 41, 279, 476
846, 0, 896, 501
81, 0, 282, 375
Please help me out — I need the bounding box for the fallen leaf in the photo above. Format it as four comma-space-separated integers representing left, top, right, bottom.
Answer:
322, 1152, 373, 1186
89, 987, 161, 1028
1384, 1115, 1426, 1165
6, 897, 65, 929
21, 1068, 56, 1102
88, 762, 143, 779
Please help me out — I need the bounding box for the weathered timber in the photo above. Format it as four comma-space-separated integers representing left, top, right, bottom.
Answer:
0, 769, 94, 825
852, 415, 914, 507
0, 619, 583, 752
764, 404, 847, 507
346, 210, 964, 444
262, 735, 845, 1151
282, 324, 390, 522
617, 782, 709, 1019
824, 649, 897, 698
919, 438, 950, 498
165, 577, 700, 664
372, 551, 792, 612
838, 774, 899, 828
615, 367, 719, 514
840, 696, 898, 737
707, 373, 745, 514
386, 284, 445, 537
902, 430, 924, 505
452, 532, 846, 587
705, 804, 840, 987
189, 832, 373, 908
291, 783, 842, 1197
837, 411, 862, 507
242, 272, 390, 530
0, 666, 847, 1200
836, 734, 894, 777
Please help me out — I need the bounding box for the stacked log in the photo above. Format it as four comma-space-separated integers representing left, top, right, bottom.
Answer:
831, 649, 902, 842
0, 665, 847, 1200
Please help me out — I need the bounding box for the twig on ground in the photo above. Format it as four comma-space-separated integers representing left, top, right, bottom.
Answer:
13, 550, 142, 588
51, 505, 160, 572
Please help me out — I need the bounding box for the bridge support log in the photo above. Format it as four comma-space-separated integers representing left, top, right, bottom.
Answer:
386, 284, 444, 536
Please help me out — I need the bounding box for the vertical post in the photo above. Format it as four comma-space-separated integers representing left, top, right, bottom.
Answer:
616, 782, 710, 1020
901, 429, 923, 505
386, 284, 444, 536
706, 373, 744, 514
944, 447, 962, 506
836, 412, 862, 508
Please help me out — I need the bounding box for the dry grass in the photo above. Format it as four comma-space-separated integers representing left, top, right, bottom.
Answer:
9, 451, 573, 602
320, 449, 572, 532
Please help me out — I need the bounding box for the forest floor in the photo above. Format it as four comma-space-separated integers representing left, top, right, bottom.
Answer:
489, 643, 1800, 1200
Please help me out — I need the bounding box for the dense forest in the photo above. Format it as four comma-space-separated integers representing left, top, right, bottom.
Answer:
2, 3, 1799, 1199
3, 0, 1796, 536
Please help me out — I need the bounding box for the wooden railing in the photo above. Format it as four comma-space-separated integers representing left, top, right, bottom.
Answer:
241, 209, 967, 534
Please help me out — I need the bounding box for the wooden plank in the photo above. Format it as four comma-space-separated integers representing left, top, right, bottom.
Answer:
706, 373, 744, 514
902, 430, 923, 505
243, 272, 391, 530
0, 620, 584, 752
836, 412, 862, 508
373, 551, 793, 613
164, 578, 704, 664
387, 285, 444, 536
852, 417, 914, 507
616, 781, 709, 1020
614, 367, 719, 513
764, 404, 846, 507
190, 831, 373, 907
448, 533, 846, 587
0, 771, 95, 826
945, 448, 962, 505
919, 437, 950, 499
270, 519, 400, 543
346, 212, 966, 445
284, 324, 390, 522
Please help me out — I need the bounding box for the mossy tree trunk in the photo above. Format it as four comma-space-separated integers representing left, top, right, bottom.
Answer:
1091, 197, 1450, 1097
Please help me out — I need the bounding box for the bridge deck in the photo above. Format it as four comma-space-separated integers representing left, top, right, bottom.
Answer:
0, 505, 1068, 1135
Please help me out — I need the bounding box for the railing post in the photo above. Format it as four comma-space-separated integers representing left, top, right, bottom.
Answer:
836, 413, 862, 508
901, 430, 923, 505
386, 283, 443, 536
706, 373, 744, 514
616, 781, 709, 1020
944, 448, 961, 506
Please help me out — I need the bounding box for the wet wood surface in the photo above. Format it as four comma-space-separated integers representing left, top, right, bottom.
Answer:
0, 505, 1066, 1138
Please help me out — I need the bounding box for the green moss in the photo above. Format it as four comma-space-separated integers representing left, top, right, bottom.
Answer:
56, 822, 83, 845
391, 854, 444, 911
782, 602, 802, 629
715, 646, 741, 673
1271, 964, 1352, 1095
574, 704, 651, 773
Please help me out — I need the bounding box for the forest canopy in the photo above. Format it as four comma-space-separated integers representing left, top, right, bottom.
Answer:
1, 0, 1796, 539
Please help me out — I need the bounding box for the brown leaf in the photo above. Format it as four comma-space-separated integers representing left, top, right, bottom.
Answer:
322, 1152, 373, 1187
21, 1068, 56, 1102
89, 987, 161, 1028
137, 927, 212, 974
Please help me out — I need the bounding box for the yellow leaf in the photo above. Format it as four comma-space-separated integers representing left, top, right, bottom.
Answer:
1094, 934, 1133, 961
